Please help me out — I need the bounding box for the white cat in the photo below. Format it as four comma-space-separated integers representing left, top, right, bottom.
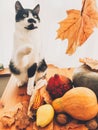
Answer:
9, 1, 47, 95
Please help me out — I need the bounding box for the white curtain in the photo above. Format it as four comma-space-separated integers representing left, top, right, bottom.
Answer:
0, 0, 98, 68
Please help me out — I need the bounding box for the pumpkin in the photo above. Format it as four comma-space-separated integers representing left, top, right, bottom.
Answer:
52, 87, 98, 121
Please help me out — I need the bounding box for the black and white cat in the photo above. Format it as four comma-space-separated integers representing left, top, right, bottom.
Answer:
9, 1, 47, 95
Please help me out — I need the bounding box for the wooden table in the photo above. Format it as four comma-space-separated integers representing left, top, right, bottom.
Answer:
0, 68, 10, 77
0, 65, 74, 130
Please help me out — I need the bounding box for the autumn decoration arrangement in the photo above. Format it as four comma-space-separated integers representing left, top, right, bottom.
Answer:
57, 0, 98, 55
0, 66, 98, 130
0, 0, 98, 129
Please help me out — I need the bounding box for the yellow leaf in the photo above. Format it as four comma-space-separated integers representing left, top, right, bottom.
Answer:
57, 0, 98, 55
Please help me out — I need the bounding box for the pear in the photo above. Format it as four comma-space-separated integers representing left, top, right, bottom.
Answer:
36, 104, 54, 127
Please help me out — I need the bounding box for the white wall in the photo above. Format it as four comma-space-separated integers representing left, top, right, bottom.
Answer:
0, 0, 98, 68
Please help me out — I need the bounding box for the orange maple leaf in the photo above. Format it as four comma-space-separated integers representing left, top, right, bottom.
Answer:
57, 0, 98, 55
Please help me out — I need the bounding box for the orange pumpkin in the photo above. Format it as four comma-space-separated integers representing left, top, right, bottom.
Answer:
52, 87, 98, 121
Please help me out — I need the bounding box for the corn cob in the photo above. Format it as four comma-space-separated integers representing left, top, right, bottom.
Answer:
31, 90, 44, 110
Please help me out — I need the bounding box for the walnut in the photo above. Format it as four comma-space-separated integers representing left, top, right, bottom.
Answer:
86, 119, 98, 130
55, 113, 69, 125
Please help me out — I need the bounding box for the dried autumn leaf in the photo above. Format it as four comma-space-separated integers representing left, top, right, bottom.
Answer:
79, 57, 98, 70
65, 122, 88, 130
57, 0, 98, 55
0, 103, 23, 127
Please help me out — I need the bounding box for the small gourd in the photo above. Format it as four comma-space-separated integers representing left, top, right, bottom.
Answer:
36, 104, 54, 127
52, 87, 98, 121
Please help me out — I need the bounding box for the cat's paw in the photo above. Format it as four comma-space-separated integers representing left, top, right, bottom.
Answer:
17, 45, 32, 57
27, 86, 35, 95
27, 81, 35, 95
22, 45, 32, 54
16, 79, 25, 87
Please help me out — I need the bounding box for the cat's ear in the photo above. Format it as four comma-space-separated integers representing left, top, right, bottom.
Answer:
33, 4, 40, 14
15, 1, 23, 13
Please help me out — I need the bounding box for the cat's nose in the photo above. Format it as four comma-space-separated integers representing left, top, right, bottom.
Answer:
28, 18, 36, 23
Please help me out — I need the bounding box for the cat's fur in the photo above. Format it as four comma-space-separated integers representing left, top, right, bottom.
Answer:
9, 1, 47, 95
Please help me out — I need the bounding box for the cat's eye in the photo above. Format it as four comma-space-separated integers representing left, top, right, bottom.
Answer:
33, 15, 37, 18
23, 14, 27, 18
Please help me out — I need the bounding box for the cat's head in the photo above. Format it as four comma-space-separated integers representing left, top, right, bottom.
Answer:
15, 1, 40, 30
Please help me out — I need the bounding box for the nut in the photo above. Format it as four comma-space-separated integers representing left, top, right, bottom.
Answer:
86, 119, 98, 130
55, 113, 68, 125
